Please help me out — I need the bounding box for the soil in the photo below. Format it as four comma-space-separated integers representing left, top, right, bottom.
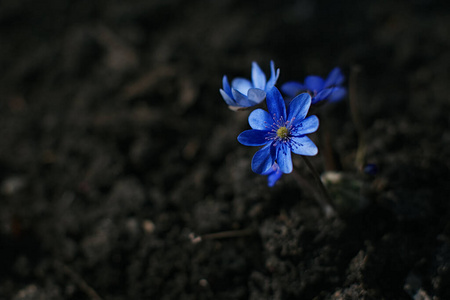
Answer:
1, 0, 450, 299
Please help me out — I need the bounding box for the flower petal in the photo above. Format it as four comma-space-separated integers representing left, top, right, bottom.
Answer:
251, 62, 267, 90
328, 87, 347, 103
231, 88, 254, 107
266, 87, 287, 121
262, 163, 283, 187
287, 92, 311, 122
324, 67, 345, 87
237, 129, 269, 146
291, 115, 319, 135
251, 144, 275, 174
304, 75, 325, 91
220, 89, 236, 106
231, 78, 253, 95
247, 88, 266, 104
276, 143, 293, 173
222, 75, 232, 95
290, 136, 318, 156
266, 60, 280, 90
313, 87, 334, 104
281, 81, 304, 97
267, 170, 282, 186
261, 163, 275, 175
249, 108, 273, 130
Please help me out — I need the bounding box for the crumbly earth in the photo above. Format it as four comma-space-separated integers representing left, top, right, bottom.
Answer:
1, 0, 450, 299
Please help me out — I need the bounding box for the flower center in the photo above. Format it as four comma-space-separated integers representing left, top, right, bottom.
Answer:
276, 126, 289, 139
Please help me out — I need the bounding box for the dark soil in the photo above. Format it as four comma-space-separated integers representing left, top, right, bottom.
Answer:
1, 0, 450, 299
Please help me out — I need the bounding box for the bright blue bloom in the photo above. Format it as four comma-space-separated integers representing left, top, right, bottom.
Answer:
281, 67, 347, 104
220, 61, 280, 110
238, 87, 319, 174
262, 163, 283, 187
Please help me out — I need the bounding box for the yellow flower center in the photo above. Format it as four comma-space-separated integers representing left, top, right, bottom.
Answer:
276, 126, 289, 139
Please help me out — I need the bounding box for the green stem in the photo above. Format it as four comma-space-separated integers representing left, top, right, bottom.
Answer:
349, 65, 367, 171
300, 156, 336, 218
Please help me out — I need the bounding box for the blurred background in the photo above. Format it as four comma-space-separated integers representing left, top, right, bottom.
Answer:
1, 0, 450, 299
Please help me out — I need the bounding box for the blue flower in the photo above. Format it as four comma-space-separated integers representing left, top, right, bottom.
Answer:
363, 163, 378, 176
238, 87, 319, 174
220, 61, 280, 110
281, 67, 347, 104
262, 163, 283, 187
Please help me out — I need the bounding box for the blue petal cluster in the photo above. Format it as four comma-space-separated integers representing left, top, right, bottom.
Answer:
238, 87, 319, 174
220, 61, 280, 110
281, 67, 347, 104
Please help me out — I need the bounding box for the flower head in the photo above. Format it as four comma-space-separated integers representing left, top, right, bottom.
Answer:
363, 163, 378, 176
238, 87, 319, 174
262, 162, 283, 187
281, 67, 347, 104
220, 61, 280, 110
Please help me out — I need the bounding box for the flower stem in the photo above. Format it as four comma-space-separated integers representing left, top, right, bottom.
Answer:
349, 65, 367, 171
299, 156, 336, 218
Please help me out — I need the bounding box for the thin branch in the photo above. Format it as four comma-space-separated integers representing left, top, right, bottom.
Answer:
189, 228, 255, 244
54, 260, 104, 300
